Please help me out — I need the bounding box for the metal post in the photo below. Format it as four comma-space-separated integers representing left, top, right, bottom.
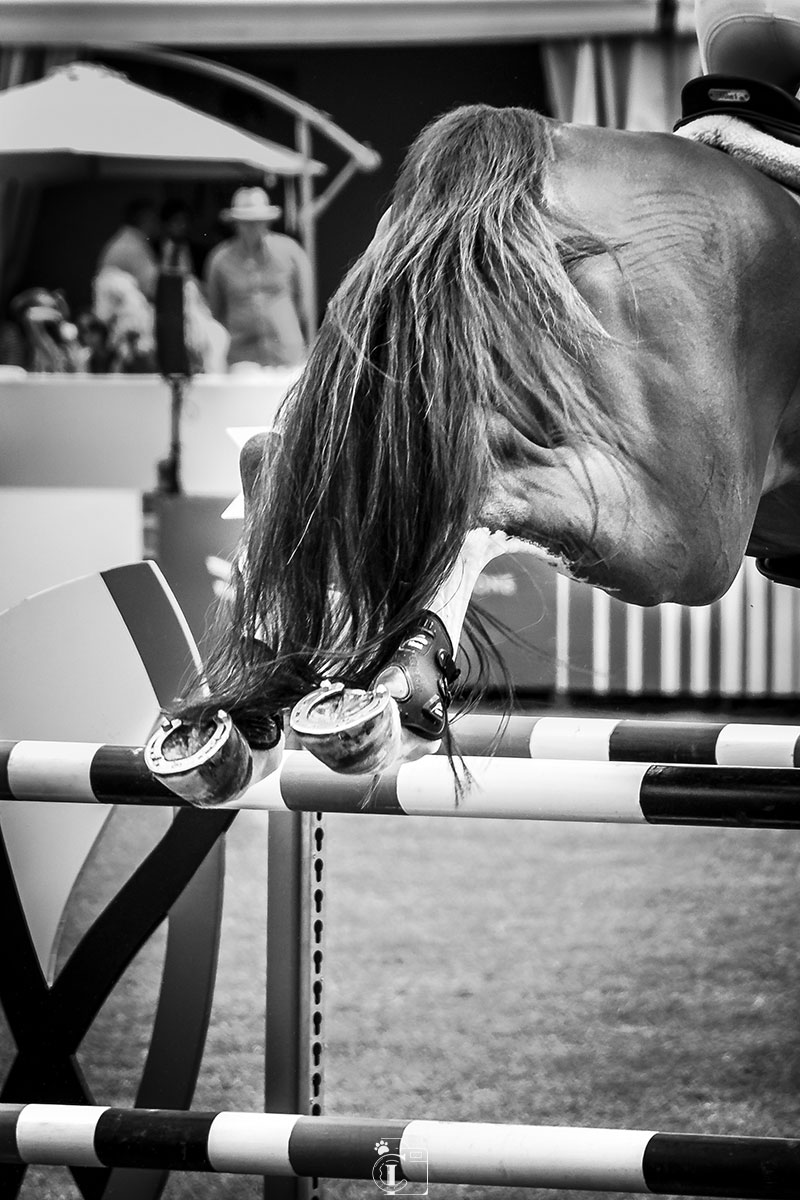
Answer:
159, 375, 185, 495
295, 117, 318, 338
265, 809, 326, 1200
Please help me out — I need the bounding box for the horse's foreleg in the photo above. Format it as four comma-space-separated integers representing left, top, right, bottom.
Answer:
290, 529, 512, 773
419, 527, 513, 659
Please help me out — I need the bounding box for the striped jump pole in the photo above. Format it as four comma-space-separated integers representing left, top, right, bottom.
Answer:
3, 741, 800, 828
1, 1104, 798, 1197
448, 715, 800, 767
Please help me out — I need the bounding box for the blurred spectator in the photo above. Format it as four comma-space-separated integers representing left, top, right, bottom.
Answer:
204, 186, 312, 370
183, 277, 230, 374
97, 199, 160, 300
92, 266, 157, 373
0, 287, 85, 373
76, 310, 113, 373
158, 199, 200, 276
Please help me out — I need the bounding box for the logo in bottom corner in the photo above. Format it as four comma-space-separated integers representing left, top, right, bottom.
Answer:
372, 1138, 428, 1195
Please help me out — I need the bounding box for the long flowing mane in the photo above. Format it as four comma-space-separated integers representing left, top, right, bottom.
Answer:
174, 103, 613, 740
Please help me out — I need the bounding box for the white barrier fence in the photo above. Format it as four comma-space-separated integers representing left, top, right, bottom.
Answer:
476, 555, 800, 698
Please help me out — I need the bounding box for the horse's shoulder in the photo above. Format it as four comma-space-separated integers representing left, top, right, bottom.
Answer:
553, 119, 792, 201
550, 120, 800, 267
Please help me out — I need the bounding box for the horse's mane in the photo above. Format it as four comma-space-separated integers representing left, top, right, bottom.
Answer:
173, 104, 612, 739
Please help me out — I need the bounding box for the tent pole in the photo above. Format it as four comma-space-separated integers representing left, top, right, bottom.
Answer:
295, 117, 317, 339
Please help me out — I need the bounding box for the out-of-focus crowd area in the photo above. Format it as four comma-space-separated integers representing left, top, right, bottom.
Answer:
0, 199, 221, 375
0, 188, 312, 376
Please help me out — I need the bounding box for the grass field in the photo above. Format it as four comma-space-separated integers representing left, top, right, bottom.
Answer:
3, 708, 800, 1200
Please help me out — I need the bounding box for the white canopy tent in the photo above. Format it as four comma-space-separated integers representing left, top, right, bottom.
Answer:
0, 61, 326, 181
0, 57, 371, 329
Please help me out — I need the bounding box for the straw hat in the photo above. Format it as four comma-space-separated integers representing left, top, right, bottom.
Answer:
222, 186, 282, 222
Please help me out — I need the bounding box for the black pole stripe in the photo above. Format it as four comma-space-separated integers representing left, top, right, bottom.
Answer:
281, 764, 405, 815
93, 1109, 216, 1172
89, 745, 187, 805
642, 1132, 800, 1198
449, 715, 536, 758
0, 1107, 25, 1164
640, 765, 800, 828
288, 1117, 410, 1179
611, 721, 726, 765
793, 735, 800, 768
0, 743, 11, 800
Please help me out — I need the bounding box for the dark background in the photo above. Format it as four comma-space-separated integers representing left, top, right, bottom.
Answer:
21, 41, 551, 319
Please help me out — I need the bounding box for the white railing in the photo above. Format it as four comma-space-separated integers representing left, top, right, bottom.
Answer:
474, 554, 800, 699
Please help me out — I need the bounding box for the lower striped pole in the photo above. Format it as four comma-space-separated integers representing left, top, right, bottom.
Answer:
3, 741, 800, 827
0, 1105, 798, 1196
449, 715, 800, 767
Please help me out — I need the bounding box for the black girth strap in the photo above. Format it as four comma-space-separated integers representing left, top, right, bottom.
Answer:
756, 555, 800, 588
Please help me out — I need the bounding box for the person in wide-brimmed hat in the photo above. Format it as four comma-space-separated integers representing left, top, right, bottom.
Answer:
204, 186, 313, 371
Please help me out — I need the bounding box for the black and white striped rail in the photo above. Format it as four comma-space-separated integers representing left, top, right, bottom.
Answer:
449, 715, 800, 766
0, 1104, 798, 1197
2, 740, 800, 827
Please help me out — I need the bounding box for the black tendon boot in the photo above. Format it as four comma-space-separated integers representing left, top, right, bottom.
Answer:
290, 611, 459, 774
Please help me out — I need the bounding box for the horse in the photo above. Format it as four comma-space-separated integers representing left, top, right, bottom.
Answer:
145, 97, 800, 804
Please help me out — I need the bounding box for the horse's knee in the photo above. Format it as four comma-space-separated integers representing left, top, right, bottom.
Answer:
239, 430, 280, 506
398, 729, 442, 764
248, 738, 285, 790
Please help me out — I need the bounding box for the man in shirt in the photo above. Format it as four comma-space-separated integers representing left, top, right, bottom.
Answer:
204, 187, 313, 370
96, 199, 160, 300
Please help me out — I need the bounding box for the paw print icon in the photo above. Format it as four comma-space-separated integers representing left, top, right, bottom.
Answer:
371, 1138, 428, 1195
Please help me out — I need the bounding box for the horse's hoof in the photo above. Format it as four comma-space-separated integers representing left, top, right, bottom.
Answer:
290, 681, 401, 774
372, 611, 460, 739
145, 709, 255, 806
